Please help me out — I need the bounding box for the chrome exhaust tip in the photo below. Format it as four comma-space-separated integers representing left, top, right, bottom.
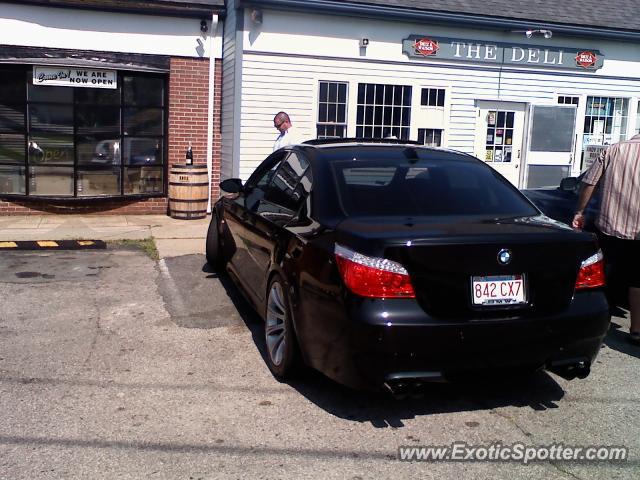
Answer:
547, 358, 591, 381
383, 371, 444, 397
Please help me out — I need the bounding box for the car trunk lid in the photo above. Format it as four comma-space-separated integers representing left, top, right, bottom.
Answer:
335, 215, 599, 319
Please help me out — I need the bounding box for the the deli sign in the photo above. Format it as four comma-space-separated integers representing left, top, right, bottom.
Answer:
402, 35, 604, 71
33, 66, 117, 89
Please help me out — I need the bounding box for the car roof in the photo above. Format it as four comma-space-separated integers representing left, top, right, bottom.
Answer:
296, 140, 477, 163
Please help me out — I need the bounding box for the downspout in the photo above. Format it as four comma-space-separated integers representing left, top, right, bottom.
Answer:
207, 13, 219, 214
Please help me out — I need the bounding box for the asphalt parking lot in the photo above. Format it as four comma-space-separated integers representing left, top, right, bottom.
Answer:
0, 247, 638, 479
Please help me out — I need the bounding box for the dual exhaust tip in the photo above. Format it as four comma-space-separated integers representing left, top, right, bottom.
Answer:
383, 358, 591, 397
383, 372, 444, 398
546, 358, 591, 381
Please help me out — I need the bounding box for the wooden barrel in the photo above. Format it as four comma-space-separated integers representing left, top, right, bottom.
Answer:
168, 164, 209, 220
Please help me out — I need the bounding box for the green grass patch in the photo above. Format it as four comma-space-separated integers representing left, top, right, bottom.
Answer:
107, 238, 159, 261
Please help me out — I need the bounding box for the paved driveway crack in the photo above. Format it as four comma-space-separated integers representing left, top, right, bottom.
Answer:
549, 460, 583, 479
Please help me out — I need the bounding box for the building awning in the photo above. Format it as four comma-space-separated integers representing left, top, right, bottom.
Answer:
0, 45, 170, 73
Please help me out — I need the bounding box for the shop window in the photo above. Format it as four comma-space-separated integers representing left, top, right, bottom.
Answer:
583, 96, 629, 146
0, 66, 166, 198
356, 83, 411, 140
0, 134, 25, 164
0, 165, 25, 194
418, 128, 443, 147
29, 166, 74, 196
317, 81, 347, 139
421, 88, 445, 107
558, 96, 579, 105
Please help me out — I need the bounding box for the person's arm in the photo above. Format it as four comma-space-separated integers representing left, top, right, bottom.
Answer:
572, 184, 596, 230
572, 148, 607, 230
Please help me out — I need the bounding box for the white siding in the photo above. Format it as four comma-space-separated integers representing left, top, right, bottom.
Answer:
235, 9, 640, 181
0, 3, 221, 59
239, 53, 640, 179
221, 0, 243, 180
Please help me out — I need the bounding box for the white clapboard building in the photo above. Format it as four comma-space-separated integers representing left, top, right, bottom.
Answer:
222, 0, 640, 188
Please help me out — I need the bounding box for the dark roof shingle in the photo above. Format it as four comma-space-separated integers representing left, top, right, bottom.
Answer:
325, 0, 640, 32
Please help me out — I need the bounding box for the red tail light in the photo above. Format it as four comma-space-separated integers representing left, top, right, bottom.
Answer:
334, 244, 415, 298
575, 250, 606, 290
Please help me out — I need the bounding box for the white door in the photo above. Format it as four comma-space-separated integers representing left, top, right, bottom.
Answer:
475, 101, 527, 187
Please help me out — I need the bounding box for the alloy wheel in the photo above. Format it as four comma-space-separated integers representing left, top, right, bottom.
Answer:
266, 281, 287, 367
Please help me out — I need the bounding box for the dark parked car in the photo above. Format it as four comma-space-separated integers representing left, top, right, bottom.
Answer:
521, 174, 600, 231
206, 140, 610, 393
522, 176, 628, 306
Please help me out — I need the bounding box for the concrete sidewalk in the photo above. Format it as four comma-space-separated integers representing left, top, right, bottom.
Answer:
0, 214, 210, 259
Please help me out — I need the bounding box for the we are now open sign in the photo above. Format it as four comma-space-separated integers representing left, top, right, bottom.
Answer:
33, 66, 117, 89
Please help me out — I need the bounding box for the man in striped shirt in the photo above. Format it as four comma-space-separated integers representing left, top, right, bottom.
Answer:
573, 134, 640, 345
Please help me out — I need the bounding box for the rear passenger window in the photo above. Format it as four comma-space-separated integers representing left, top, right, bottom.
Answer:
261, 152, 311, 220
342, 167, 395, 186
331, 158, 537, 217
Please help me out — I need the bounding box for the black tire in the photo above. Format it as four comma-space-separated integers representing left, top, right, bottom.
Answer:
264, 275, 301, 379
205, 213, 225, 271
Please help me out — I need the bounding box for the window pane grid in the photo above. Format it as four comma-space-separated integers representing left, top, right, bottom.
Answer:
484, 110, 515, 163
0, 66, 166, 198
421, 88, 446, 107
418, 128, 443, 147
317, 81, 348, 139
558, 96, 579, 105
583, 96, 629, 145
356, 83, 412, 140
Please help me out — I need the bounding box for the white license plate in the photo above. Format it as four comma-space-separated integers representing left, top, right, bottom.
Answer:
471, 274, 526, 306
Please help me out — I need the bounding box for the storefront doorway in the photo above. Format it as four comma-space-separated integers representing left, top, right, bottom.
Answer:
475, 101, 526, 187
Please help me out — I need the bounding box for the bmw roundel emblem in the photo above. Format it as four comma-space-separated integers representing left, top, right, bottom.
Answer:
497, 249, 512, 265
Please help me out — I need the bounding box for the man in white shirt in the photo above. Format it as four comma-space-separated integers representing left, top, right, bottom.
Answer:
273, 111, 301, 151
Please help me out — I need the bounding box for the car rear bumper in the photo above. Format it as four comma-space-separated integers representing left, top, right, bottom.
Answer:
310, 291, 610, 391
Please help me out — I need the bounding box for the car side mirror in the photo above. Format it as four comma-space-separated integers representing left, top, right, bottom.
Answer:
560, 177, 578, 192
220, 178, 243, 194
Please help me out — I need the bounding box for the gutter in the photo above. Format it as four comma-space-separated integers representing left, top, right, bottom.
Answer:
8, 0, 227, 19
206, 14, 220, 214
239, 0, 640, 42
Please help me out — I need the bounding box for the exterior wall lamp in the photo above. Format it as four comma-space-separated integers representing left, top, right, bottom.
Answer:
520, 29, 553, 39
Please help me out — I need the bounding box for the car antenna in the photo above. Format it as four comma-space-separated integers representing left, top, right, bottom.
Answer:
403, 147, 420, 163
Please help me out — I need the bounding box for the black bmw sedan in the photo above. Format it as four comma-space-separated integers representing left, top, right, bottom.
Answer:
206, 140, 610, 393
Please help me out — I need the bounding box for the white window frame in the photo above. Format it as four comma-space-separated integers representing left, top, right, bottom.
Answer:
316, 80, 349, 139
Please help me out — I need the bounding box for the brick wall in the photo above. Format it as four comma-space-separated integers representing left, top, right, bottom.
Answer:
0, 197, 169, 215
0, 57, 222, 215
168, 57, 222, 202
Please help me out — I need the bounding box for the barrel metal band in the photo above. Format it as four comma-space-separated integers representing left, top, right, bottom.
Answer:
168, 198, 209, 203
169, 182, 210, 187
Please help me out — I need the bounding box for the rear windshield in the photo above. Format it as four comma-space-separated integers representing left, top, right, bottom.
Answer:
330, 157, 538, 217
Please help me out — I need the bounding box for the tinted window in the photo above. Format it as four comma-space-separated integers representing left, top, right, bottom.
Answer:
331, 156, 538, 217
264, 152, 310, 212
244, 151, 288, 211
123, 76, 164, 106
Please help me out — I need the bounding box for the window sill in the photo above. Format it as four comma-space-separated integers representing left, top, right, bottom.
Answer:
0, 193, 166, 202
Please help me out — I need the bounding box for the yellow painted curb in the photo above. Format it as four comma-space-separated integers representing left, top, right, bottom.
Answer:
37, 241, 59, 247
